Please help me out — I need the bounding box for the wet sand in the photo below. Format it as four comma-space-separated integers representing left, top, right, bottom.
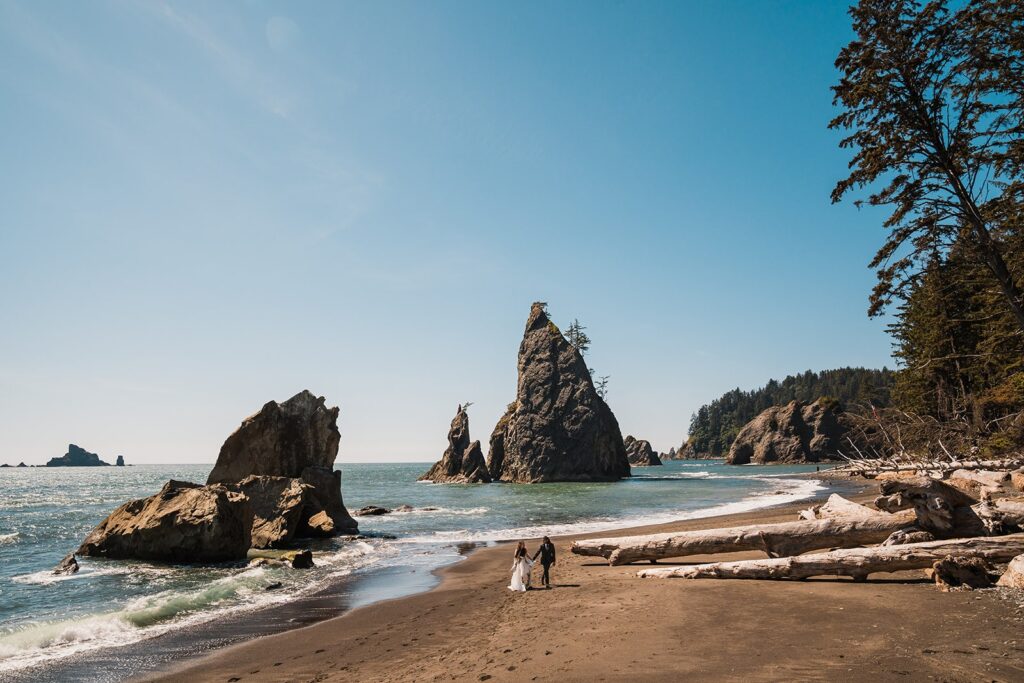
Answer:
146, 483, 1024, 683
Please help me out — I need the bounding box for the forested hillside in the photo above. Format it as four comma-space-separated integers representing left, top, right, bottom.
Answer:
684, 368, 894, 457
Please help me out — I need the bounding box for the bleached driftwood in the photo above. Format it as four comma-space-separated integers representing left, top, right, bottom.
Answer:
874, 475, 981, 536
636, 533, 1024, 581
836, 456, 1024, 480
972, 498, 1024, 534
570, 496, 915, 565
798, 494, 882, 521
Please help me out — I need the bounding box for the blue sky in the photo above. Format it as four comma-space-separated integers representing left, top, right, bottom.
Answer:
0, 1, 892, 464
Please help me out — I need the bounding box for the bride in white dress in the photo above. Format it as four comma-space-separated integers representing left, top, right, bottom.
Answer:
508, 541, 534, 592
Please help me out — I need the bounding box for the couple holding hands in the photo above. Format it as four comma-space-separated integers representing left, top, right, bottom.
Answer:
508, 536, 556, 592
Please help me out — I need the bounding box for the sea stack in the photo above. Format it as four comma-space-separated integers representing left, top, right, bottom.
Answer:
726, 399, 846, 465
420, 405, 491, 483
76, 390, 358, 564
487, 302, 630, 483
624, 436, 662, 466
115, 455, 125, 466
207, 390, 359, 534
47, 444, 110, 467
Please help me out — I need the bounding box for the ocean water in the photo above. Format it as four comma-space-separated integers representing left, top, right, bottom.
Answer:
0, 460, 827, 679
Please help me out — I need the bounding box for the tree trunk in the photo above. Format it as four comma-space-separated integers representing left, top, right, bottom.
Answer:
637, 533, 1024, 581
570, 499, 915, 565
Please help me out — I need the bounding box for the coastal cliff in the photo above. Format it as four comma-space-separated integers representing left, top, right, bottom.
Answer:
487, 303, 630, 483
726, 399, 846, 465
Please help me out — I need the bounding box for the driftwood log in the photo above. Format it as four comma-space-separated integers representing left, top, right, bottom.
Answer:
874, 476, 982, 537
798, 494, 883, 521
637, 533, 1024, 581
570, 496, 915, 565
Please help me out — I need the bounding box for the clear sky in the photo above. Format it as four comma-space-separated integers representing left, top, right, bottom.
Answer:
0, 1, 893, 465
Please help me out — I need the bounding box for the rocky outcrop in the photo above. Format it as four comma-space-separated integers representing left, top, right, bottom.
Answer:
116, 455, 125, 466
487, 303, 630, 483
624, 436, 662, 467
726, 399, 846, 465
420, 406, 492, 483
208, 390, 358, 535
47, 444, 110, 467
354, 505, 392, 516
236, 475, 311, 548
77, 481, 253, 562
53, 553, 79, 575
998, 554, 1024, 588
76, 391, 359, 564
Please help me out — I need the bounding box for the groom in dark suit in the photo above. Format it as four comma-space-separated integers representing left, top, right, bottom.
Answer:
532, 536, 556, 588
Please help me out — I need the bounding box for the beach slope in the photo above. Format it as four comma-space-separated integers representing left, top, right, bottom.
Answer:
147, 498, 1024, 683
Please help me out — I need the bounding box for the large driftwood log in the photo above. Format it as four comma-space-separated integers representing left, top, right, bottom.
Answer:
637, 533, 1024, 581
571, 497, 915, 565
972, 498, 1024, 534
837, 457, 1024, 479
798, 494, 883, 521
874, 476, 981, 537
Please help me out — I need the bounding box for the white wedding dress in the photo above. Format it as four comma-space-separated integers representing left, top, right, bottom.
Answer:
508, 555, 534, 592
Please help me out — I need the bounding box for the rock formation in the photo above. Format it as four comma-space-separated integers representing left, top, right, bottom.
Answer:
77, 481, 253, 562
116, 455, 125, 466
75, 390, 359, 564
16, 462, 27, 467
53, 553, 79, 575
726, 399, 846, 465
624, 436, 662, 467
237, 475, 311, 548
487, 302, 630, 483
998, 554, 1024, 588
47, 444, 110, 467
207, 390, 358, 534
420, 405, 492, 483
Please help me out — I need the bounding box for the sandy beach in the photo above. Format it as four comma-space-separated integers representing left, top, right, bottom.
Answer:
146, 482, 1024, 683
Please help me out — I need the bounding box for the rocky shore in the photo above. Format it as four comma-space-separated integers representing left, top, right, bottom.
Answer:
146, 482, 1024, 683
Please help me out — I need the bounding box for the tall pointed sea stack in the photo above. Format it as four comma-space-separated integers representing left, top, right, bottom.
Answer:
420, 405, 491, 483
488, 302, 630, 483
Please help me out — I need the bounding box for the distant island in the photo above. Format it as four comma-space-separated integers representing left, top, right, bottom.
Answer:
46, 444, 114, 467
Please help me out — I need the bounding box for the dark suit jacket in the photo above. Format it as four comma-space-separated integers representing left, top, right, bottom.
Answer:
533, 542, 556, 565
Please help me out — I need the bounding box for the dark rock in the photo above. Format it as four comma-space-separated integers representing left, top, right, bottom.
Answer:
77, 480, 253, 562
265, 582, 283, 591
0, 464, 9, 468
420, 406, 492, 483
927, 556, 996, 591
354, 506, 392, 516
47, 444, 110, 467
116, 455, 125, 466
726, 399, 847, 465
53, 553, 79, 575
624, 436, 662, 467
17, 462, 26, 468
207, 390, 358, 535
487, 303, 630, 483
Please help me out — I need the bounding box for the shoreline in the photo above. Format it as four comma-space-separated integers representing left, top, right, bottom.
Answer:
1, 461, 827, 681
145, 475, 1024, 682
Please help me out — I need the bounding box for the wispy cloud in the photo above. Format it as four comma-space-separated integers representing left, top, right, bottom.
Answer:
136, 0, 297, 118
